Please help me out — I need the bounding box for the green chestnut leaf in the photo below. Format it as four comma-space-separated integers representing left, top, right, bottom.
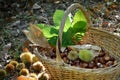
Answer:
79, 49, 94, 62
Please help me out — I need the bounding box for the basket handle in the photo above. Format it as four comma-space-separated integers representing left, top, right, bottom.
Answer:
56, 3, 92, 64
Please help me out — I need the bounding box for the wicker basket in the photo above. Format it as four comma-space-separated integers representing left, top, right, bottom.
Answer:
34, 3, 120, 80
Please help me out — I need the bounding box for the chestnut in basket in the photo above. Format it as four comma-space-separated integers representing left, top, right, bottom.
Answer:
46, 45, 116, 69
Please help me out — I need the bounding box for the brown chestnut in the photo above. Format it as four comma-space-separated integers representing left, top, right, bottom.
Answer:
99, 57, 105, 64
104, 55, 111, 62
82, 62, 88, 68
97, 63, 103, 68
98, 52, 105, 57
88, 62, 95, 68
106, 61, 114, 67
60, 53, 67, 58
63, 57, 69, 64
94, 57, 100, 63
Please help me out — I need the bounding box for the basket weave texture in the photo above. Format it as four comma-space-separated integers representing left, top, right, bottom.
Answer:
34, 3, 120, 80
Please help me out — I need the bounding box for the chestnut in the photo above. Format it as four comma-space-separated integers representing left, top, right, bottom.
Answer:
60, 53, 67, 58
98, 52, 105, 57
88, 62, 95, 68
99, 57, 105, 64
104, 55, 111, 62
81, 62, 88, 68
63, 57, 69, 64
106, 61, 114, 67
97, 63, 103, 68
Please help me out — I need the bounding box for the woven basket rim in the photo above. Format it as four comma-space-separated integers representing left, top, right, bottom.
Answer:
89, 27, 120, 40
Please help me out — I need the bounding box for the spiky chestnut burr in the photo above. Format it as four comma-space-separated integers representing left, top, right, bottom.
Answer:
17, 75, 35, 80
28, 73, 37, 80
4, 63, 15, 73
16, 63, 25, 71
9, 60, 18, 67
79, 49, 94, 62
38, 72, 50, 80
0, 69, 7, 80
67, 51, 78, 61
31, 61, 45, 73
20, 68, 29, 76
20, 52, 33, 64
32, 54, 39, 63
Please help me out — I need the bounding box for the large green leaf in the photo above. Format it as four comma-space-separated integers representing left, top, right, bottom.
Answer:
72, 21, 86, 33
53, 10, 64, 26
37, 24, 58, 38
64, 14, 71, 32
72, 9, 87, 26
53, 10, 71, 32
37, 24, 58, 46
62, 27, 74, 46
37, 9, 87, 46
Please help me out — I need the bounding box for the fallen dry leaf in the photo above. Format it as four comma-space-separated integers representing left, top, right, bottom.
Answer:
23, 24, 50, 48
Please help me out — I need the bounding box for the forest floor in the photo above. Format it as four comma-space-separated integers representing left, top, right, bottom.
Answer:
0, 0, 120, 80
